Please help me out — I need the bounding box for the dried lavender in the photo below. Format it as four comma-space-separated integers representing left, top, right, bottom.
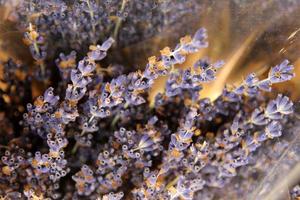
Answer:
2, 0, 202, 54
0, 7, 299, 200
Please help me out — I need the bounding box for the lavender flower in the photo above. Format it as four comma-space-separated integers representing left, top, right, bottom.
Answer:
0, 15, 297, 199
269, 60, 295, 83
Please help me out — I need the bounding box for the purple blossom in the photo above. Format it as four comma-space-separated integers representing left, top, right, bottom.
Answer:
268, 60, 295, 83
265, 121, 282, 138
0, 16, 297, 199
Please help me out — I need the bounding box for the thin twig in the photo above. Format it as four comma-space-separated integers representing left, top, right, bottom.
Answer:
113, 0, 128, 41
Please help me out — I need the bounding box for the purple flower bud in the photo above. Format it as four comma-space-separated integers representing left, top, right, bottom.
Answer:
44, 87, 59, 106
78, 59, 96, 76
275, 94, 293, 115
269, 60, 295, 83
70, 69, 90, 88
265, 99, 282, 120
245, 73, 259, 86
251, 108, 268, 125
257, 79, 272, 92
100, 37, 114, 51
170, 134, 190, 151
192, 28, 208, 49
137, 135, 155, 152
265, 121, 282, 138
65, 84, 87, 101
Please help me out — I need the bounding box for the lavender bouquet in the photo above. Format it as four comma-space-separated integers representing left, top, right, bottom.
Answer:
0, 1, 299, 200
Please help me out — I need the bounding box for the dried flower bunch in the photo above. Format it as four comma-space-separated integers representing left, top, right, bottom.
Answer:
4, 0, 201, 53
0, 1, 299, 200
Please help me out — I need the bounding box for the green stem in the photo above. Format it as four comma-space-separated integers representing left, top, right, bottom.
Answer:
80, 115, 96, 136
111, 115, 120, 127
86, 0, 96, 42
33, 41, 45, 76
111, 102, 129, 127
88, 115, 95, 123
71, 142, 79, 154
113, 0, 127, 41
166, 176, 179, 190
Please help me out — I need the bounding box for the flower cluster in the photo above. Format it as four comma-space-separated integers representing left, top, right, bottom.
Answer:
165, 59, 224, 100
23, 23, 47, 77
72, 165, 97, 196
2, 0, 202, 56
21, 37, 114, 189
0, 11, 299, 200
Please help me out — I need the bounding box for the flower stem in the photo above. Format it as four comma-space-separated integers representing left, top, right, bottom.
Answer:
113, 0, 128, 41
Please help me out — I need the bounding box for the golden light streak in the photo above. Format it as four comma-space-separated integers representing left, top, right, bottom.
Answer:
287, 27, 300, 41
200, 30, 259, 100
